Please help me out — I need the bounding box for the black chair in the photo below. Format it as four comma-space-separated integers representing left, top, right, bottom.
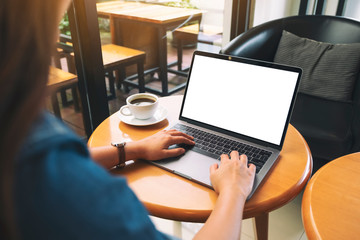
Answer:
221, 15, 360, 171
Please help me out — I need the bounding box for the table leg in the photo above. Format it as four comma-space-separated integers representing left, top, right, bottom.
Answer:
51, 93, 62, 119
157, 27, 168, 96
71, 86, 80, 112
137, 59, 145, 93
173, 221, 182, 239
110, 16, 116, 45
253, 213, 269, 240
177, 38, 183, 71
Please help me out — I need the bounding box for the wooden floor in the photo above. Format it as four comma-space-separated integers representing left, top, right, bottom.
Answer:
51, 41, 199, 138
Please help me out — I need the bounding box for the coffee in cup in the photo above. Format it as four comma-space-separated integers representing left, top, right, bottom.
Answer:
129, 97, 156, 106
120, 93, 158, 119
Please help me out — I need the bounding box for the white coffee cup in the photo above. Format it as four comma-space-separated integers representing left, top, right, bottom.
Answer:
120, 93, 159, 120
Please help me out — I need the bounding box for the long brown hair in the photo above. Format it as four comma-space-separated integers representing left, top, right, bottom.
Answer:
0, 0, 64, 238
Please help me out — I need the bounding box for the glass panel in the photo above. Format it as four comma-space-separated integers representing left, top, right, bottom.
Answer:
48, 13, 86, 138
54, 0, 358, 139
343, 0, 360, 20
50, 0, 109, 139
252, 0, 301, 27
52, 0, 230, 137
252, 0, 360, 26
95, 0, 226, 114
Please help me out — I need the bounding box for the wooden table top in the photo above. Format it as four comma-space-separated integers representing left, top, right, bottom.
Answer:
302, 152, 360, 239
101, 44, 145, 69
48, 67, 77, 89
88, 95, 312, 222
96, 1, 204, 25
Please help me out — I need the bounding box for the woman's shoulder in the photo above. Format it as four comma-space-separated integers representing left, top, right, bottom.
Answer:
17, 111, 88, 162
15, 112, 171, 240
28, 111, 80, 144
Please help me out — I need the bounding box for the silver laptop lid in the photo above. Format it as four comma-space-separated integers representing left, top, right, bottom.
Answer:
179, 51, 302, 150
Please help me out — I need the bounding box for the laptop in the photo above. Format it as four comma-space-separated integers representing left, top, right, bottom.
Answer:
151, 51, 302, 199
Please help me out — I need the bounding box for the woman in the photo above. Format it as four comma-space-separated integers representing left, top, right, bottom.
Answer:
0, 0, 255, 239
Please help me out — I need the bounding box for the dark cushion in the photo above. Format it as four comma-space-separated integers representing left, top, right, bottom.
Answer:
274, 30, 360, 102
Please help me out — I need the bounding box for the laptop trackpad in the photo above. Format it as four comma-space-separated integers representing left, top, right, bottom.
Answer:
154, 150, 219, 188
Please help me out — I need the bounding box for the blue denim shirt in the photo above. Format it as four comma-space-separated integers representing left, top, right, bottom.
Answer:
14, 112, 173, 239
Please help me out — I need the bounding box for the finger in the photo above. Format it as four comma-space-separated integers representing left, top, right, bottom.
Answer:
239, 154, 248, 165
230, 150, 239, 160
220, 153, 229, 164
210, 163, 218, 175
162, 129, 181, 135
167, 130, 194, 140
159, 148, 186, 159
167, 136, 195, 145
163, 129, 177, 134
248, 163, 256, 174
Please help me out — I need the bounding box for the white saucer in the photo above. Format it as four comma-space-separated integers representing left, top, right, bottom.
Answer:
118, 105, 168, 126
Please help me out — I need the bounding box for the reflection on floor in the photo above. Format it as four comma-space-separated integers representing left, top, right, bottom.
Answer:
50, 41, 308, 240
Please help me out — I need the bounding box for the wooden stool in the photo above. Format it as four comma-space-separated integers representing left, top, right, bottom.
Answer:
48, 67, 79, 119
173, 24, 199, 72
57, 35, 146, 99
101, 44, 146, 98
173, 23, 222, 71
302, 152, 360, 239
54, 36, 78, 108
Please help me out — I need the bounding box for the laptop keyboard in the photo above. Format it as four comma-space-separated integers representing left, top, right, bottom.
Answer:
173, 124, 272, 173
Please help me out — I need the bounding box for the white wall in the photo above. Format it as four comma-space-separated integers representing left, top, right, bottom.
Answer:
324, 0, 339, 15
222, 0, 233, 46
192, 0, 225, 28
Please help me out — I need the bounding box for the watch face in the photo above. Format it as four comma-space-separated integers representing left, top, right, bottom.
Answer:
111, 142, 126, 147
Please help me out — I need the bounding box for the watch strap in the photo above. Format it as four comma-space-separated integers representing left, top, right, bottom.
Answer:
111, 142, 126, 168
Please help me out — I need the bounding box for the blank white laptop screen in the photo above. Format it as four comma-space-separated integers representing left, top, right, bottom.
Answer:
181, 55, 299, 145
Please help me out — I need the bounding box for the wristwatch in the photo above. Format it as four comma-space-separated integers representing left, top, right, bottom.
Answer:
111, 142, 126, 168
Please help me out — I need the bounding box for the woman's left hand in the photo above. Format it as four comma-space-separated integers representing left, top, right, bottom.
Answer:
134, 129, 195, 161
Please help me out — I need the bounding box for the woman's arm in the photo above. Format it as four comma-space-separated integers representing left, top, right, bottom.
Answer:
194, 152, 256, 240
89, 129, 195, 169
90, 130, 255, 240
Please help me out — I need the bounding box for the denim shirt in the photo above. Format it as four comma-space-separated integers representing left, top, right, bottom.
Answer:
14, 112, 170, 240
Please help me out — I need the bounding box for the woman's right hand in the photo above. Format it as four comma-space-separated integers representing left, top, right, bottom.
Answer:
210, 151, 256, 198
194, 152, 256, 240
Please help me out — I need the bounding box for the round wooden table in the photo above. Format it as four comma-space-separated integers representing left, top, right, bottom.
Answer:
88, 95, 312, 240
302, 152, 360, 240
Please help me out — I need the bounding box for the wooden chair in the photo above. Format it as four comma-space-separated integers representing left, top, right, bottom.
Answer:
48, 67, 79, 119
57, 35, 146, 99
101, 44, 146, 98
173, 23, 222, 72
53, 41, 79, 111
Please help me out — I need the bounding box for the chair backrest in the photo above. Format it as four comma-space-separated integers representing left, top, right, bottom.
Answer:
56, 34, 76, 74
221, 15, 360, 162
221, 15, 360, 62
